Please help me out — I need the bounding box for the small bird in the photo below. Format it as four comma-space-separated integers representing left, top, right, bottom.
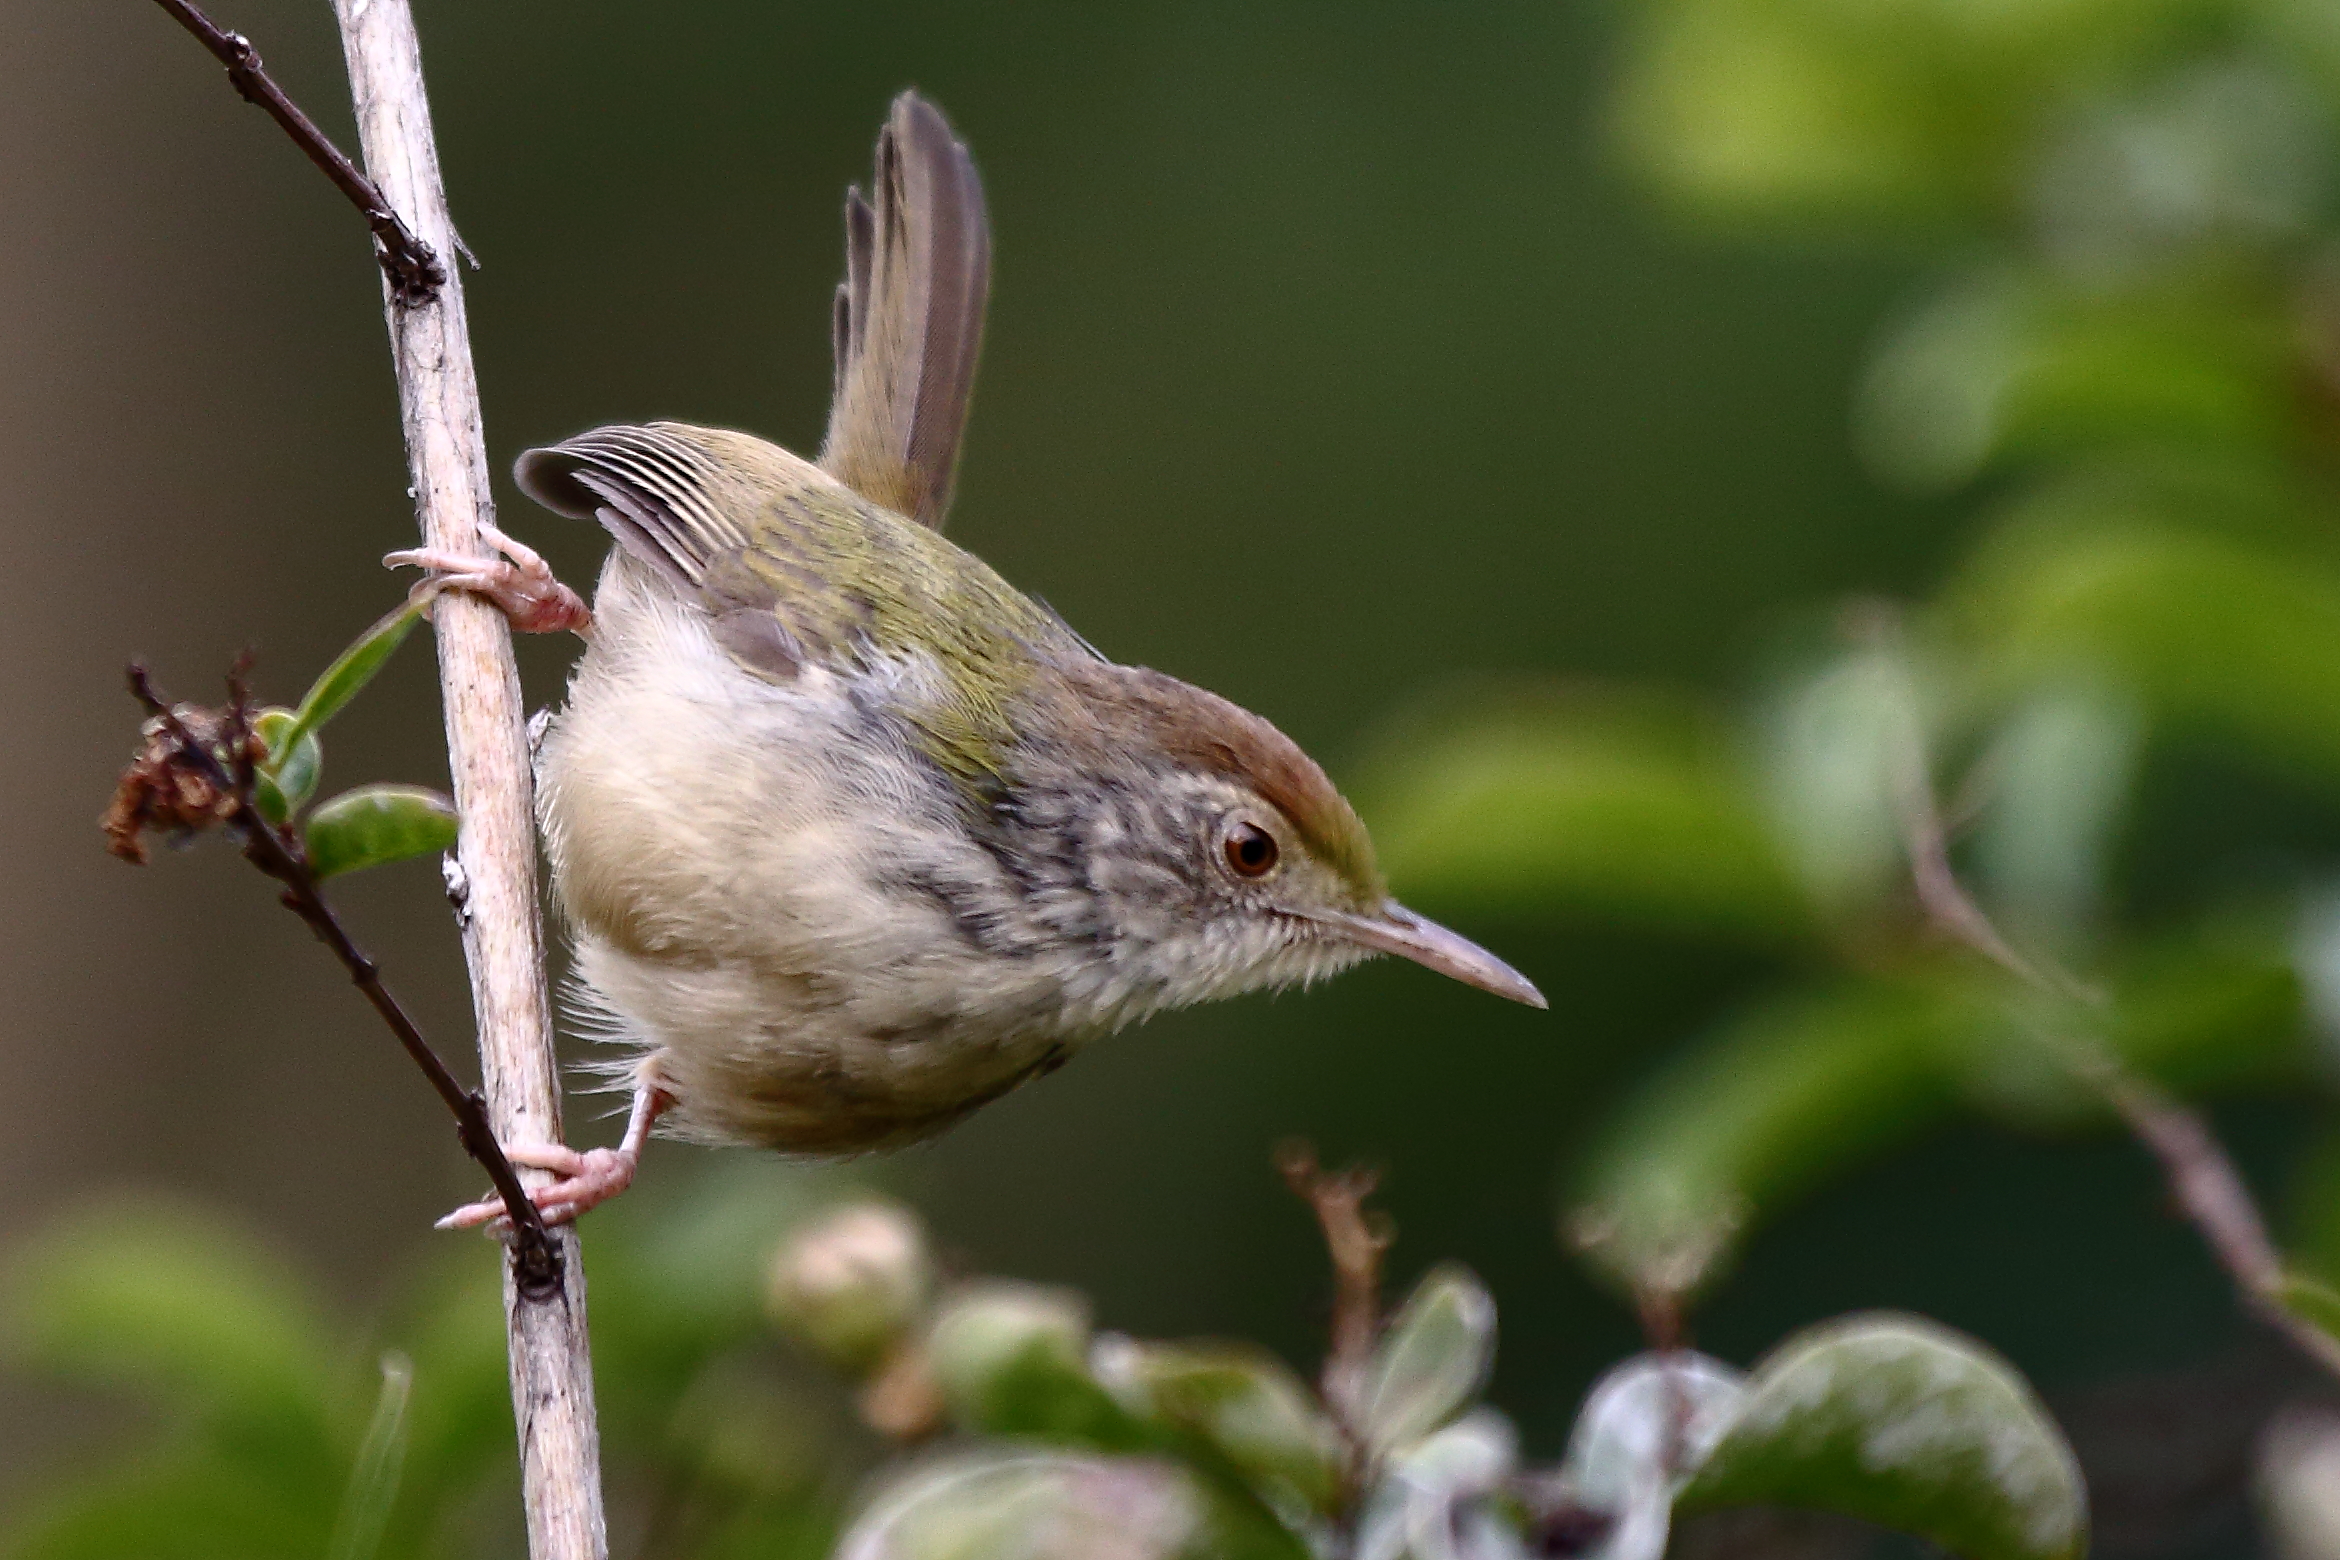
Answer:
405, 93, 1543, 1230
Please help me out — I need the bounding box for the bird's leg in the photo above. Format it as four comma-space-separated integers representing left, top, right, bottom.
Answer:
386, 519, 591, 636
438, 1080, 675, 1232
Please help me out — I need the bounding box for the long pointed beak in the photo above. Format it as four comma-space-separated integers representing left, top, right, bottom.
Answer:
1325, 901, 1546, 1009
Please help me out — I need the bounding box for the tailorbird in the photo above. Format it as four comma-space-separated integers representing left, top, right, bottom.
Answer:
403, 92, 1544, 1231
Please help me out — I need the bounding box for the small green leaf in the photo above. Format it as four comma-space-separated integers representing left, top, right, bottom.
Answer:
1092, 1338, 1343, 1511
252, 708, 324, 825
835, 1449, 1226, 1560
924, 1282, 1138, 1446
1355, 1264, 1495, 1461
1680, 1313, 2087, 1560
302, 785, 457, 880
283, 598, 428, 756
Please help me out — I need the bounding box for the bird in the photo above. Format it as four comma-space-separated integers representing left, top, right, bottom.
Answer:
398, 91, 1544, 1231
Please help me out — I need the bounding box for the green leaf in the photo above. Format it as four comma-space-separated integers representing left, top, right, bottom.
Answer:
1859, 269, 2290, 493
1612, 0, 2222, 229
1572, 979, 1973, 1298
1354, 685, 1810, 942
301, 785, 458, 880
2024, 60, 2330, 279
251, 708, 324, 825
834, 1449, 1267, 1560
1951, 519, 2340, 799
1969, 683, 2141, 943
1354, 1263, 1496, 1461
924, 1282, 1138, 1446
282, 598, 428, 756
1091, 1338, 1344, 1512
1680, 1313, 2087, 1560
6, 1455, 338, 1560
1758, 643, 1927, 919
2, 1199, 335, 1431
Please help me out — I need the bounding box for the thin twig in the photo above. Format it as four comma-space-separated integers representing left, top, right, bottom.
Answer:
327, 3, 607, 1554
1278, 1138, 1393, 1556
148, 0, 443, 304
1278, 1141, 1392, 1415
1874, 631, 2340, 1381
120, 664, 562, 1296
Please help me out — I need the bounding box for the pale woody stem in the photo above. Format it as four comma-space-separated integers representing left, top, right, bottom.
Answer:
327, 2, 609, 1554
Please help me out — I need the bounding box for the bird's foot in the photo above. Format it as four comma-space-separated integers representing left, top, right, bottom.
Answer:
437, 1141, 638, 1233
387, 520, 591, 635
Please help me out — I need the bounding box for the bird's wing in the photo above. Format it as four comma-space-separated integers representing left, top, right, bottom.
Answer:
818, 91, 991, 531
516, 421, 1072, 693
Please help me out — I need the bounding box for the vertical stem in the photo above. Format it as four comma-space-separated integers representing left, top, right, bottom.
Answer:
326, 4, 608, 1556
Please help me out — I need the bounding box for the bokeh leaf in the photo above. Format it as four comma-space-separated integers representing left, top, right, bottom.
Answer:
1091, 1338, 1343, 1512
1950, 517, 2340, 797
1758, 640, 1926, 919
1555, 1353, 1746, 1560
301, 785, 458, 881
925, 1282, 1137, 1446
1679, 1313, 2087, 1560
1357, 686, 1809, 942
1969, 682, 2141, 943
833, 1449, 1284, 1560
1353, 1409, 1523, 1560
1572, 979, 1971, 1298
1859, 268, 2290, 492
5, 1458, 337, 1560
1355, 1264, 1496, 1462
2, 1200, 335, 1437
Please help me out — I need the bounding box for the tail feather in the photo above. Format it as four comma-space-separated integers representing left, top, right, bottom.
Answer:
819, 91, 992, 531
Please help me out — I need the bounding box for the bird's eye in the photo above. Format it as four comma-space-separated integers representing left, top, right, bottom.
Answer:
1223, 822, 1279, 878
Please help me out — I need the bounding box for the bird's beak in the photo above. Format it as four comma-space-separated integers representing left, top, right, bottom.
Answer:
1324, 901, 1547, 1009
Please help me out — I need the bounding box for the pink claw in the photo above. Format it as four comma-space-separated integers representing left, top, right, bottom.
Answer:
436, 1142, 639, 1233
436, 1082, 672, 1235
387, 520, 590, 636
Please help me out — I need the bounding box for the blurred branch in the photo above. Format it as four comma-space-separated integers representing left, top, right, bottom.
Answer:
325, 1, 609, 1554
1279, 1139, 1392, 1550
1279, 1142, 1391, 1415
109, 663, 562, 1295
1879, 636, 2340, 1382
146, 0, 443, 305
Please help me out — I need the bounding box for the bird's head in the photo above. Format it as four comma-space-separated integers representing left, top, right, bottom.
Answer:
1033, 665, 1545, 1017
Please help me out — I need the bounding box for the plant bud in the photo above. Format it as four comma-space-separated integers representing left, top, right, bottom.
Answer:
923, 1280, 1096, 1434
765, 1200, 934, 1370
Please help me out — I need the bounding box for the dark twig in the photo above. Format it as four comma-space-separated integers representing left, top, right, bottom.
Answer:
1871, 631, 2340, 1381
147, 0, 444, 305
120, 662, 560, 1299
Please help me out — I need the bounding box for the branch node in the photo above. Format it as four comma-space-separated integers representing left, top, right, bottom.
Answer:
149, 0, 445, 305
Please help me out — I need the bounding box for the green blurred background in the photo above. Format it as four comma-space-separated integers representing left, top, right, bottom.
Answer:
10, 1, 2338, 1555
